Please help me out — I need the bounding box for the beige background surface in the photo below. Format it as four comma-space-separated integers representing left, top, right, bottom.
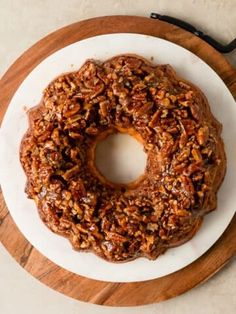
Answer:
0, 1, 235, 313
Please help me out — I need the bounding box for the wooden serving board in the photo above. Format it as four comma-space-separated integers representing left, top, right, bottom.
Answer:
0, 16, 235, 306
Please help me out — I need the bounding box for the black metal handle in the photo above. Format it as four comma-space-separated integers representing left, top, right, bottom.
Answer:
150, 13, 236, 53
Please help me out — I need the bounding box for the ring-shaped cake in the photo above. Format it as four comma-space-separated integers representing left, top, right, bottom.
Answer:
20, 55, 226, 262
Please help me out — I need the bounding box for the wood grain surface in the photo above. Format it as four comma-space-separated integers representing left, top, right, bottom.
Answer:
0, 16, 235, 306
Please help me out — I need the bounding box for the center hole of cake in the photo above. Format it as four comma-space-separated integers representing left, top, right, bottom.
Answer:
95, 133, 147, 184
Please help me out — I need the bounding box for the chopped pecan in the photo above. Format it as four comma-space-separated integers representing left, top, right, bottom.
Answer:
197, 126, 209, 145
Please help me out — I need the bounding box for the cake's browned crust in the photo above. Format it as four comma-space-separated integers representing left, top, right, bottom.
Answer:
20, 55, 226, 262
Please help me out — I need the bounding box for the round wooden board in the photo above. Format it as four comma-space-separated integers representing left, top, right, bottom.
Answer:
0, 16, 235, 306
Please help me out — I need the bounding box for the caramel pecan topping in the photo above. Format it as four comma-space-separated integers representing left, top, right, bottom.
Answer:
20, 55, 225, 262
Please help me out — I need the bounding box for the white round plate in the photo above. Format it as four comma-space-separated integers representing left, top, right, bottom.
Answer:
0, 34, 235, 282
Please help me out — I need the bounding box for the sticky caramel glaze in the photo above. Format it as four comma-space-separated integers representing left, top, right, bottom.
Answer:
20, 54, 226, 262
